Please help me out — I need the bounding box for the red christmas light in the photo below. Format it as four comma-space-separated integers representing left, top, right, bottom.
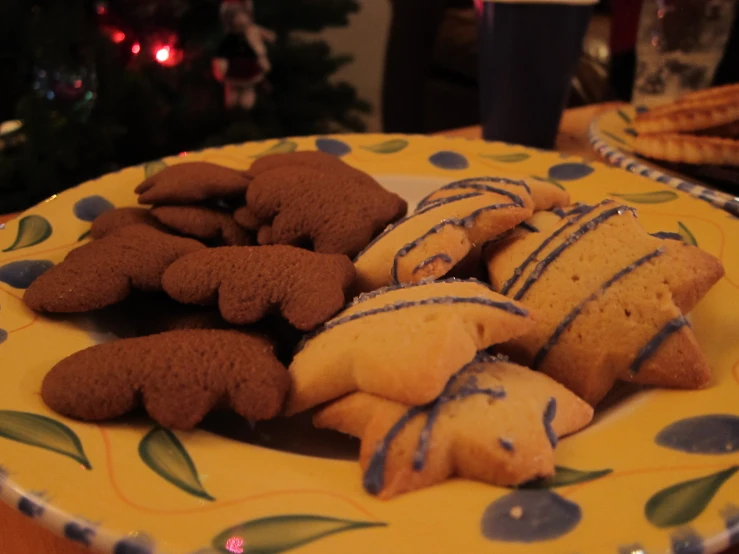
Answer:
111, 30, 126, 44
131, 42, 141, 54
155, 46, 171, 63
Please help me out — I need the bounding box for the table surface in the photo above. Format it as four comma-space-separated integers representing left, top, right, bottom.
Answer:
2, 103, 737, 554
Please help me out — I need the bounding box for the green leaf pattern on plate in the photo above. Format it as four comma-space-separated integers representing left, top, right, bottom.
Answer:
479, 152, 531, 163
139, 427, 215, 501
361, 139, 409, 154
144, 160, 168, 178
645, 466, 739, 528
532, 175, 566, 190
0, 411, 91, 469
212, 515, 386, 554
610, 191, 679, 203
2, 215, 53, 252
678, 222, 698, 246
521, 466, 613, 489
252, 140, 298, 158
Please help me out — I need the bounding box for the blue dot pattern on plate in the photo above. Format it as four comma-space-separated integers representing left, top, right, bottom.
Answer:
315, 138, 351, 156
17, 496, 44, 518
655, 415, 739, 454
480, 490, 581, 542
0, 329, 7, 345
671, 528, 704, 554
429, 151, 469, 170
64, 522, 95, 546
73, 195, 115, 222
113, 539, 152, 554
0, 260, 54, 289
548, 163, 594, 181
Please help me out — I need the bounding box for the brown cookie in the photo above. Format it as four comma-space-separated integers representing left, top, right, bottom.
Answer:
24, 224, 204, 313
233, 205, 263, 230
162, 245, 355, 330
41, 329, 290, 430
90, 207, 164, 239
136, 162, 250, 205
248, 166, 407, 256
151, 205, 253, 245
246, 150, 380, 188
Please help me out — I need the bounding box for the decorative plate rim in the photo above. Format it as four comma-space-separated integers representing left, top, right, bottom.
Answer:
588, 108, 739, 219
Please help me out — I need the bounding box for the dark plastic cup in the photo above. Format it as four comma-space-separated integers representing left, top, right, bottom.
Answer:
478, 1, 593, 148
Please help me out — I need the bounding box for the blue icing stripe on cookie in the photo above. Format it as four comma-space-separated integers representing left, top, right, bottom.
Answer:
499, 201, 603, 295
513, 204, 631, 301
415, 192, 485, 212
412, 253, 453, 276
390, 202, 520, 284
297, 295, 529, 355
354, 192, 496, 262
416, 177, 529, 210
364, 354, 507, 495
651, 231, 685, 241
532, 248, 663, 370
499, 438, 515, 452
630, 316, 688, 374
543, 398, 557, 448
350, 277, 501, 306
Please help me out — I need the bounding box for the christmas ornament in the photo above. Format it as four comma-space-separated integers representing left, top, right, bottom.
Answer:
213, 0, 275, 109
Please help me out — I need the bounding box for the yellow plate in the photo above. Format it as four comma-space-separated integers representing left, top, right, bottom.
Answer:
589, 105, 739, 219
1, 134, 738, 554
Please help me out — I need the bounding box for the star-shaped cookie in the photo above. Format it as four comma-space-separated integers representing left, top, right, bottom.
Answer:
485, 199, 724, 405
353, 178, 537, 293
313, 354, 593, 499
284, 279, 534, 415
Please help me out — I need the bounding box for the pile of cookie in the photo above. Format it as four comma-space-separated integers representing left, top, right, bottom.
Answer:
25, 151, 724, 500
633, 83, 739, 167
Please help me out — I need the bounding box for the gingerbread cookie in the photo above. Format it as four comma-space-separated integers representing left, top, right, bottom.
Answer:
233, 205, 262, 231
136, 162, 250, 205
353, 181, 534, 292
417, 176, 569, 213
485, 200, 723, 405
90, 207, 163, 239
24, 225, 204, 313
41, 329, 290, 430
246, 150, 382, 189
314, 354, 593, 499
151, 205, 253, 245
284, 279, 534, 415
247, 166, 407, 257
162, 245, 355, 330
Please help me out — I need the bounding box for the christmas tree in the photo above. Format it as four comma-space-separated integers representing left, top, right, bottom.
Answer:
0, 0, 369, 212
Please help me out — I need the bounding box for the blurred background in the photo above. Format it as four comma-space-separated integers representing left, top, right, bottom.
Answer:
0, 0, 736, 212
